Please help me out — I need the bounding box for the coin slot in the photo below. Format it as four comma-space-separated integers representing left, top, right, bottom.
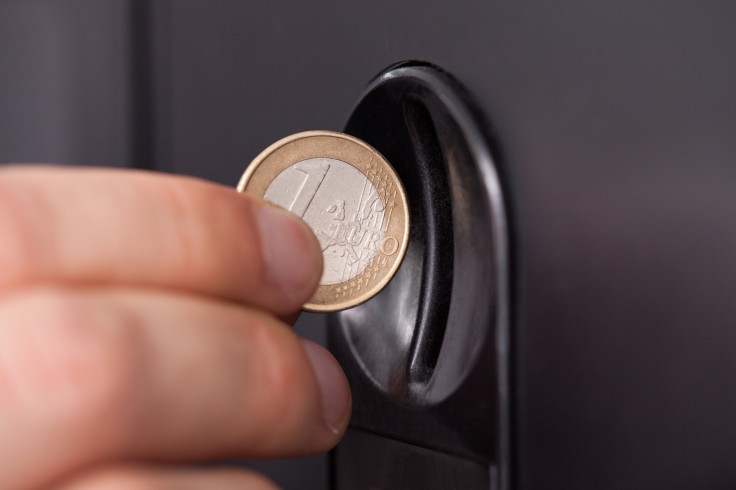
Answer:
401, 99, 454, 384
336, 85, 454, 394
331, 63, 508, 407
328, 61, 510, 490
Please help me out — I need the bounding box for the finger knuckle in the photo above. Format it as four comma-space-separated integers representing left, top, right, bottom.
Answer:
153, 179, 209, 275
50, 302, 138, 426
250, 318, 308, 418
153, 179, 269, 294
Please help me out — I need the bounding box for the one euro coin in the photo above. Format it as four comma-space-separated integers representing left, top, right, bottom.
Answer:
237, 131, 410, 312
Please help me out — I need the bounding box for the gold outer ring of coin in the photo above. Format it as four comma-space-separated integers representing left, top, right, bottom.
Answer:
237, 130, 410, 313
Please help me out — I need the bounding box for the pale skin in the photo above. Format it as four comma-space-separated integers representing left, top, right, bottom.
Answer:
0, 166, 352, 489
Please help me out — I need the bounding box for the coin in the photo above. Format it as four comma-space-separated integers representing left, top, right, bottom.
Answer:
237, 131, 410, 312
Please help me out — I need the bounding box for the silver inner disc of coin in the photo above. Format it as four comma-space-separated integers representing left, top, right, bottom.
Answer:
264, 158, 386, 286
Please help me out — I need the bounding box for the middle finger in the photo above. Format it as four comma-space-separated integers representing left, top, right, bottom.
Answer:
0, 287, 350, 490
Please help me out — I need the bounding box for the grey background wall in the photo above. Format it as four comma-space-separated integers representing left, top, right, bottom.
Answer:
0, 0, 132, 167
3, 1, 736, 489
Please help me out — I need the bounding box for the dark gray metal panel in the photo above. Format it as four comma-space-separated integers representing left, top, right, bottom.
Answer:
329, 64, 511, 490
335, 429, 490, 490
156, 2, 736, 489
0, 0, 134, 167
489, 4, 736, 490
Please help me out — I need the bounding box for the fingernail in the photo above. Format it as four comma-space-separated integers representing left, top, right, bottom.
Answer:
300, 339, 352, 435
256, 204, 322, 302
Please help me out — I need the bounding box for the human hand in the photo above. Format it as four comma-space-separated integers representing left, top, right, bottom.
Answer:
0, 166, 351, 489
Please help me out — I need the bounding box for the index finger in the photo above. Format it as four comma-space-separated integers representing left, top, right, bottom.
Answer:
0, 166, 322, 315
